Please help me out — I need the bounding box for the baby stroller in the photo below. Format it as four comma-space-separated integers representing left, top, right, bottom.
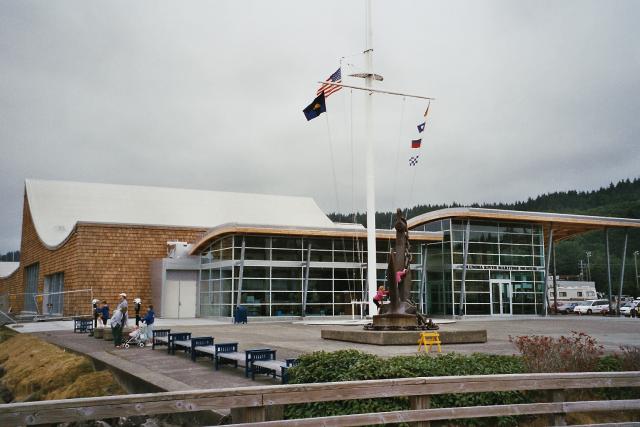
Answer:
124, 324, 149, 348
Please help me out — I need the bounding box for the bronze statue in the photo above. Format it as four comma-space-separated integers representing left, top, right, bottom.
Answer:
379, 208, 415, 316
370, 208, 438, 330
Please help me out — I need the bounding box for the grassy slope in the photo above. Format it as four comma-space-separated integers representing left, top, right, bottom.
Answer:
0, 333, 124, 402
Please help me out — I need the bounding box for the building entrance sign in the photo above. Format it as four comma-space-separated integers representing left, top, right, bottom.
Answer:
453, 264, 544, 272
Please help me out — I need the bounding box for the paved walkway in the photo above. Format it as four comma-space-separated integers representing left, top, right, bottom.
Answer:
33, 329, 276, 393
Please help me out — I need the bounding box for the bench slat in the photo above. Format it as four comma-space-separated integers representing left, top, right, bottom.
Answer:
218, 352, 245, 362
253, 360, 286, 370
193, 345, 216, 355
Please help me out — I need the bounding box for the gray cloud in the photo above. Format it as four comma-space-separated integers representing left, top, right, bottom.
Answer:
1, 0, 639, 252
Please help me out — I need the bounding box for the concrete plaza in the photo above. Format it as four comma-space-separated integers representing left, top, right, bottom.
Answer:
171, 315, 640, 358
19, 315, 639, 359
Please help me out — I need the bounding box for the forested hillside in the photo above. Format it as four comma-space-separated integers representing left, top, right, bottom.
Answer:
329, 177, 640, 296
0, 251, 19, 262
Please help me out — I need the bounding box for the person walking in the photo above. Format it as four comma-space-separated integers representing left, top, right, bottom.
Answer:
117, 293, 128, 327
100, 300, 110, 326
92, 299, 100, 328
110, 307, 127, 349
134, 298, 142, 326
141, 305, 155, 345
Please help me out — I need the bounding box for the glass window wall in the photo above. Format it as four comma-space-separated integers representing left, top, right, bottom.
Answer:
198, 234, 421, 317
422, 219, 545, 316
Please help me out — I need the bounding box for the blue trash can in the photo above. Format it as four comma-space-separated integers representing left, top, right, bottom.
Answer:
234, 306, 248, 324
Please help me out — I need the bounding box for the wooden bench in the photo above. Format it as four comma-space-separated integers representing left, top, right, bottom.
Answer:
214, 343, 273, 378
73, 317, 93, 333
251, 357, 299, 383
168, 332, 191, 355
151, 329, 170, 350
417, 331, 442, 353
191, 337, 215, 362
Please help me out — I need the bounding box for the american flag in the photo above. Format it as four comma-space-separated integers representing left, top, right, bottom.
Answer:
317, 68, 342, 98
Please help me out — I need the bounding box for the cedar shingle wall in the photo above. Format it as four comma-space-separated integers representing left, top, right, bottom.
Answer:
76, 223, 204, 311
0, 192, 206, 315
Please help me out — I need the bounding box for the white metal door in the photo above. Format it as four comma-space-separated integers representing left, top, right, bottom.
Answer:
490, 280, 512, 315
164, 281, 180, 318
178, 281, 197, 318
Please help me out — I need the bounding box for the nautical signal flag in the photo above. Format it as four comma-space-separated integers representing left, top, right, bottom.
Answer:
417, 122, 425, 133
317, 68, 342, 98
303, 92, 327, 121
409, 155, 420, 166
411, 139, 422, 149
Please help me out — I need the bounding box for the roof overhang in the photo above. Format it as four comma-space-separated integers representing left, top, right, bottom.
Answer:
407, 207, 640, 241
189, 223, 443, 255
24, 179, 337, 248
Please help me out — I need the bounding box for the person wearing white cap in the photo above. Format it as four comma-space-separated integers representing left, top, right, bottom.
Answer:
117, 293, 128, 326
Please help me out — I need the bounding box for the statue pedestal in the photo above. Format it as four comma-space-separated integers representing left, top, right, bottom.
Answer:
372, 313, 417, 329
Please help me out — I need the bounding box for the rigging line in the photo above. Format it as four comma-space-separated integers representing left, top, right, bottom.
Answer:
324, 109, 341, 214
341, 51, 366, 60
389, 96, 407, 229
382, 98, 407, 295
334, 71, 354, 301
405, 100, 431, 218
347, 88, 359, 298
406, 162, 419, 219
349, 87, 362, 284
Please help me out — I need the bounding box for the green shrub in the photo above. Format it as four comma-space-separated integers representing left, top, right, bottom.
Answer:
285, 350, 529, 426
595, 347, 640, 401
284, 344, 640, 425
597, 354, 623, 372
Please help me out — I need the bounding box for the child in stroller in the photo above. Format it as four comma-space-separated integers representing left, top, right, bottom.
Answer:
123, 324, 149, 349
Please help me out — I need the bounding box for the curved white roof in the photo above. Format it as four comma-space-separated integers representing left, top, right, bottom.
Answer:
0, 262, 19, 278
26, 179, 335, 248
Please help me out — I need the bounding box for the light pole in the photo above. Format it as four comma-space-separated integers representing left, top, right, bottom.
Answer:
634, 250, 639, 292
585, 251, 592, 282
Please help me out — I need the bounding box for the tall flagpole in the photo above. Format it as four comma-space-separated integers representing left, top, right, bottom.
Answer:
364, 0, 377, 317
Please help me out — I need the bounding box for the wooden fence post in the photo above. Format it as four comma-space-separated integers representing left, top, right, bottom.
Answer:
551, 389, 566, 426
231, 406, 266, 423
410, 395, 431, 427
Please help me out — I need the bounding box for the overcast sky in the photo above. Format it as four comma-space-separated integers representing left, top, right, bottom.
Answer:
1, 0, 639, 253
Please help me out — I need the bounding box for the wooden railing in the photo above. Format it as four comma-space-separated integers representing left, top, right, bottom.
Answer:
0, 371, 639, 426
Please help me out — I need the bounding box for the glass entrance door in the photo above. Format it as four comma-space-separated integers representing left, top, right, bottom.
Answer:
490, 280, 512, 315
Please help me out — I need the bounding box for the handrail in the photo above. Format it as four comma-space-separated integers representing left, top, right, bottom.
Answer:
0, 309, 16, 325
230, 399, 640, 427
0, 371, 639, 426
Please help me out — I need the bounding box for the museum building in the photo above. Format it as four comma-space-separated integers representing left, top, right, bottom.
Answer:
1, 179, 638, 318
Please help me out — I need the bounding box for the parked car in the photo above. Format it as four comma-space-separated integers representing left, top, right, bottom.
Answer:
573, 299, 610, 315
556, 301, 580, 315
620, 301, 639, 317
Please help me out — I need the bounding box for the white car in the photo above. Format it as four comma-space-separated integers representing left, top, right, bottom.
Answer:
620, 301, 639, 317
573, 299, 610, 315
